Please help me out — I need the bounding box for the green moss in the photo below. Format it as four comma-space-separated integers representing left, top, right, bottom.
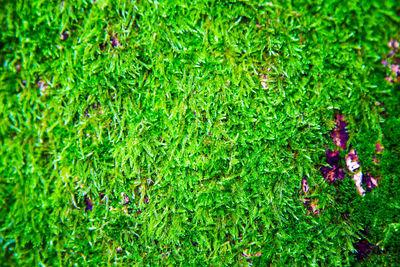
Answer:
1, 0, 399, 265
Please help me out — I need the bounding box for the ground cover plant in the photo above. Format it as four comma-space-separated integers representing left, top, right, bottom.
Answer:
1, 0, 400, 265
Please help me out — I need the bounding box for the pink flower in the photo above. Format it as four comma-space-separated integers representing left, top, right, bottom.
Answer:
38, 80, 47, 95
261, 81, 268, 89
394, 41, 399, 49
385, 76, 393, 83
391, 64, 399, 74
121, 192, 129, 205
111, 36, 119, 48
375, 142, 383, 153
61, 31, 69, 41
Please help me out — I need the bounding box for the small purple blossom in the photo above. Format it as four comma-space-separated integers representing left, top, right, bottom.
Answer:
37, 81, 45, 89
85, 197, 93, 211
261, 81, 268, 89
394, 41, 399, 49
38, 80, 47, 95
381, 59, 388, 66
391, 64, 399, 74
389, 39, 400, 49
61, 31, 69, 41
84, 108, 90, 118
111, 36, 119, 48
375, 142, 383, 153
385, 76, 393, 83
121, 192, 130, 205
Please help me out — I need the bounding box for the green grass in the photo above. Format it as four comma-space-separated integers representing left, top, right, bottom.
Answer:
1, 0, 400, 265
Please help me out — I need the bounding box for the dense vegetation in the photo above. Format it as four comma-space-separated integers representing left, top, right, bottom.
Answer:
1, 0, 399, 265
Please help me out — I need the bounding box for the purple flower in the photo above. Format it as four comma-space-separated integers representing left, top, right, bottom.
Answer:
394, 41, 399, 49
385, 76, 393, 83
37, 80, 47, 95
85, 197, 93, 211
381, 59, 388, 66
375, 142, 383, 153
84, 107, 90, 118
111, 36, 119, 48
391, 64, 399, 74
121, 192, 130, 205
261, 81, 268, 89
37, 81, 44, 88
61, 31, 69, 41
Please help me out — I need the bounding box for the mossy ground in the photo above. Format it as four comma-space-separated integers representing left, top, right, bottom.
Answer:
1, 0, 400, 265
